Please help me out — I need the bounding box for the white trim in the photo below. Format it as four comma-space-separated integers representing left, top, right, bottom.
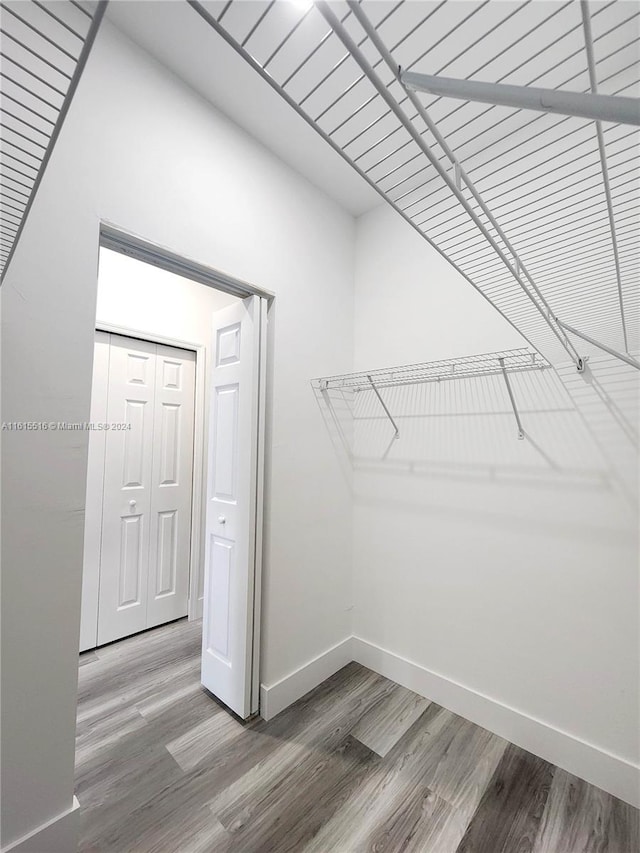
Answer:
257, 634, 639, 806
250, 297, 268, 714
95, 232, 272, 711
351, 636, 640, 808
94, 323, 206, 623
100, 223, 274, 300
1, 797, 80, 853
259, 637, 354, 721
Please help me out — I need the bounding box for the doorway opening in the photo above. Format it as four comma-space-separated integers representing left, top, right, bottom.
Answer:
80, 330, 197, 649
78, 232, 269, 721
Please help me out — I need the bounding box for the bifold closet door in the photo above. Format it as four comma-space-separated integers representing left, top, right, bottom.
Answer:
97, 336, 156, 645
146, 345, 196, 629
201, 296, 261, 719
96, 335, 195, 647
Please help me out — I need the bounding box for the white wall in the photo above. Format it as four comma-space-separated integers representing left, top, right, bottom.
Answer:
349, 204, 639, 805
0, 23, 355, 849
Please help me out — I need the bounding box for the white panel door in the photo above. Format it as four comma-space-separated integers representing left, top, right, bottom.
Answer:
201, 296, 260, 719
79, 331, 110, 652
97, 336, 156, 645
146, 345, 196, 628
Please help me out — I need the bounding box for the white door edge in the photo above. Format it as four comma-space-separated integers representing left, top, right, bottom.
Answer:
250, 297, 268, 714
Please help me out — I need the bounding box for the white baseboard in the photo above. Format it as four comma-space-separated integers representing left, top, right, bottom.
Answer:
188, 597, 204, 621
257, 634, 638, 806
2, 796, 80, 853
352, 636, 640, 809
260, 636, 354, 721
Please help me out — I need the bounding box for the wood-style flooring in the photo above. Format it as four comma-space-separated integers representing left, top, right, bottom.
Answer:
76, 619, 639, 852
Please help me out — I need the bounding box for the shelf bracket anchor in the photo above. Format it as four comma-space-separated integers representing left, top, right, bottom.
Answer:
555, 318, 640, 371
367, 375, 399, 439
498, 358, 525, 440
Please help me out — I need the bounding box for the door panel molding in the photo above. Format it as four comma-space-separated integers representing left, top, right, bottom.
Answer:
93, 323, 205, 624
83, 332, 196, 646
201, 296, 263, 719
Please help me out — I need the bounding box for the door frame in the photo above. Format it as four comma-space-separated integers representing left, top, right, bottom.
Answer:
93, 324, 204, 623
96, 224, 272, 714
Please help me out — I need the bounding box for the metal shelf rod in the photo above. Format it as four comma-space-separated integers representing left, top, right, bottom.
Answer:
580, 0, 630, 354
0, 51, 67, 96
498, 357, 525, 440
1, 6, 79, 63
401, 71, 640, 126
367, 374, 400, 439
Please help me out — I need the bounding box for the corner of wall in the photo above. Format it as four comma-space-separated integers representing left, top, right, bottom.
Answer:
260, 636, 354, 721
1, 798, 80, 853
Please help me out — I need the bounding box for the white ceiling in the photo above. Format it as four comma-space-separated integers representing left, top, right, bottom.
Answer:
104, 0, 381, 215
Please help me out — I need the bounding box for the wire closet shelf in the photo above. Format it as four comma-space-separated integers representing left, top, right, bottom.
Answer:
313, 348, 551, 392
190, 0, 639, 371
0, 0, 107, 279
313, 348, 552, 441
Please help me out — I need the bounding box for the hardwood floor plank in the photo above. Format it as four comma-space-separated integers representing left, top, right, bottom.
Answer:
123, 805, 230, 853
75, 703, 147, 763
135, 676, 202, 720
166, 705, 246, 772
455, 742, 554, 853
533, 767, 640, 853
209, 667, 391, 821
307, 707, 508, 853
360, 783, 466, 853
78, 743, 185, 848
78, 663, 386, 852
137, 683, 226, 747
221, 735, 379, 853
607, 793, 640, 853
303, 704, 451, 852
76, 653, 200, 727
351, 683, 431, 757
74, 621, 639, 853
421, 715, 508, 824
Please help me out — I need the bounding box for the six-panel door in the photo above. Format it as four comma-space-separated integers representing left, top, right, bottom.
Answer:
201, 297, 259, 719
94, 334, 195, 647
147, 345, 196, 629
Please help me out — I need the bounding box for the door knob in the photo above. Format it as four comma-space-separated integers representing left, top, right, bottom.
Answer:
217, 515, 226, 524
129, 499, 136, 508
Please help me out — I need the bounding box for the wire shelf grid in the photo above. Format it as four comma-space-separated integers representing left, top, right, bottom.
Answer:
190, 0, 639, 367
313, 347, 552, 392
0, 0, 106, 279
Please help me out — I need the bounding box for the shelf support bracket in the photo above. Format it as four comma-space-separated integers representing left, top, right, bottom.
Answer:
367, 375, 399, 439
555, 319, 640, 370
498, 358, 525, 440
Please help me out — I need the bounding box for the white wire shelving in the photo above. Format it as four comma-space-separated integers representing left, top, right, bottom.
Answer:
188, 0, 639, 371
2, 0, 637, 377
313, 347, 552, 441
313, 348, 550, 391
